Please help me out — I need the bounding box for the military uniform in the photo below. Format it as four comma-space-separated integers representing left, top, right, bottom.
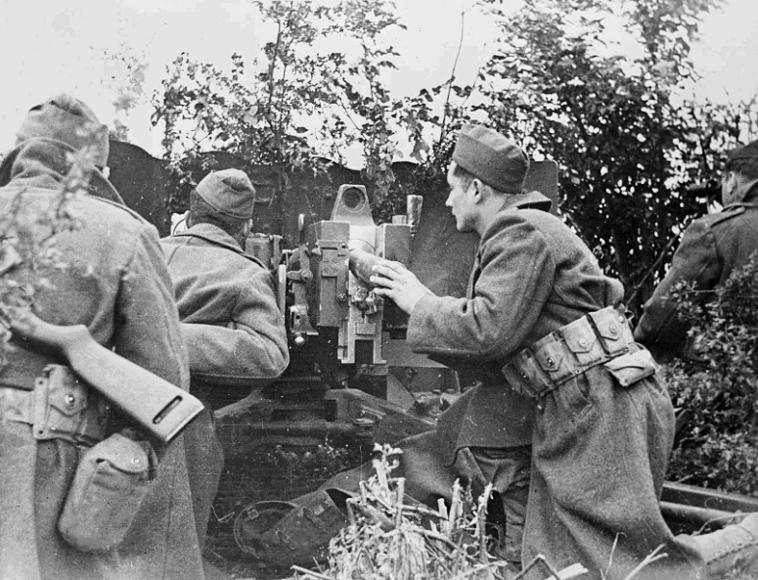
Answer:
635, 184, 758, 355
410, 191, 553, 560
408, 203, 704, 578
161, 213, 288, 548
0, 137, 204, 580
632, 143, 758, 579
160, 222, 288, 394
432, 190, 551, 461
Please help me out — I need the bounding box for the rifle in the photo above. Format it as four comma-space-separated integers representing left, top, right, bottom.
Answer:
7, 309, 203, 444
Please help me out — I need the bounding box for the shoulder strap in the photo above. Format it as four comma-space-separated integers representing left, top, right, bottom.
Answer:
90, 195, 148, 223
707, 205, 747, 227
172, 231, 266, 268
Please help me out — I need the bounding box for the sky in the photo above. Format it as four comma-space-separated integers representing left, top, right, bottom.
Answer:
0, 0, 756, 163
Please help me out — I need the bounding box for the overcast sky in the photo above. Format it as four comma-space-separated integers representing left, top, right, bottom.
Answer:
0, 0, 755, 160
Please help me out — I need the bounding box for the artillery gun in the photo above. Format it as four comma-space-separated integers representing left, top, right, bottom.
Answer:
217, 182, 439, 449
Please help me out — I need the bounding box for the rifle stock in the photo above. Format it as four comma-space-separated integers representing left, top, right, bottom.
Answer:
10, 311, 202, 444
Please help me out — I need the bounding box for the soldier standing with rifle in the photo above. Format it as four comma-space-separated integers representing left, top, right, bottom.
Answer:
160, 168, 289, 551
0, 95, 205, 579
370, 124, 758, 579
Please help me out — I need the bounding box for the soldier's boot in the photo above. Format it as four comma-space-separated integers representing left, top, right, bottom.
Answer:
688, 512, 758, 579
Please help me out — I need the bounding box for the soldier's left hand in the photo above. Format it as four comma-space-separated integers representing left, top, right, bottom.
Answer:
370, 261, 433, 314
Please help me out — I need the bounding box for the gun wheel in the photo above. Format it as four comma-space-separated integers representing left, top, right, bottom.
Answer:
232, 500, 294, 559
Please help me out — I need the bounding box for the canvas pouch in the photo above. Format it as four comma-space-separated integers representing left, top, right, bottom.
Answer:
58, 431, 156, 552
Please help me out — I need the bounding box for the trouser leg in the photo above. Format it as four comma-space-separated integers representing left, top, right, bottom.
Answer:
320, 430, 531, 565
391, 432, 531, 566
313, 429, 532, 570
464, 446, 531, 565
679, 513, 758, 579
184, 406, 224, 551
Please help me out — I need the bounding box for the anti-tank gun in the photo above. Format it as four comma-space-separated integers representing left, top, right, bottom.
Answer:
214, 184, 440, 483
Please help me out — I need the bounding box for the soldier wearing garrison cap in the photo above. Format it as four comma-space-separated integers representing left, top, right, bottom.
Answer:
160, 168, 288, 551
376, 125, 547, 566
451, 124, 530, 193
636, 138, 758, 359
369, 123, 721, 578
0, 94, 205, 579
268, 124, 548, 568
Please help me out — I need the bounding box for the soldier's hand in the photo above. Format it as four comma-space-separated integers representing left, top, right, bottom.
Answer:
370, 261, 434, 314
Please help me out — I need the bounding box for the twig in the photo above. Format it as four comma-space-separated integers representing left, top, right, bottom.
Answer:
438, 497, 448, 520
290, 564, 331, 579
400, 503, 449, 521
620, 545, 667, 580
437, 9, 466, 152
478, 483, 493, 567
603, 533, 621, 578
420, 528, 475, 560
395, 478, 405, 530
627, 218, 694, 307
265, 7, 285, 132
345, 497, 357, 527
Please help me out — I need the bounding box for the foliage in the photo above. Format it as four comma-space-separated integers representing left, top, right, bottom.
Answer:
288, 444, 585, 580
104, 44, 149, 142
0, 147, 95, 357
151, 0, 407, 211
665, 252, 758, 494
150, 0, 758, 306
468, 0, 752, 311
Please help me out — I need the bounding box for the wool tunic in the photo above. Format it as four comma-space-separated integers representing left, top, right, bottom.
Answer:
408, 197, 705, 579
635, 183, 758, 357
0, 138, 204, 580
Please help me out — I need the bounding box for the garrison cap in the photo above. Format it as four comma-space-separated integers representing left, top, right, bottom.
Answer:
16, 94, 110, 168
196, 169, 256, 220
452, 124, 529, 193
727, 139, 758, 165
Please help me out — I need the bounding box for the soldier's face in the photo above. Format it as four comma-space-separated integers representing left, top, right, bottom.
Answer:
446, 163, 477, 232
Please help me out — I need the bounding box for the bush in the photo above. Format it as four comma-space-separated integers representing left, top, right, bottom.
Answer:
665, 252, 758, 494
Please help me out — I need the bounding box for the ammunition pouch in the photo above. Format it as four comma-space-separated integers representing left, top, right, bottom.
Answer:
603, 348, 659, 387
0, 364, 110, 446
501, 306, 650, 399
58, 432, 157, 552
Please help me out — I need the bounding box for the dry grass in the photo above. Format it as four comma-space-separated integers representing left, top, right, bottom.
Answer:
287, 444, 584, 580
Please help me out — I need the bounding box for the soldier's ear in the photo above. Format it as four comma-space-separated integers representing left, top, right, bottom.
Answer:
471, 178, 484, 203
723, 171, 738, 192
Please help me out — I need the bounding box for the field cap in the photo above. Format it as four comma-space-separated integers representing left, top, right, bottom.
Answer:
727, 139, 758, 165
196, 169, 256, 219
16, 94, 110, 168
452, 124, 529, 193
